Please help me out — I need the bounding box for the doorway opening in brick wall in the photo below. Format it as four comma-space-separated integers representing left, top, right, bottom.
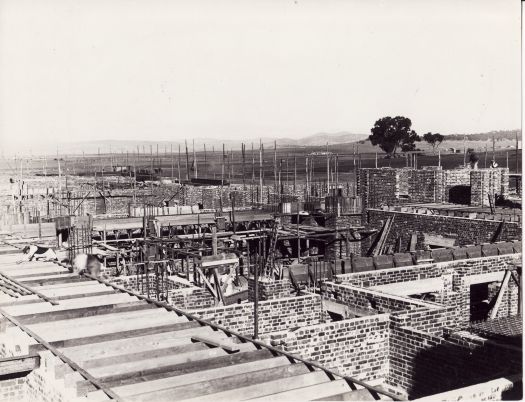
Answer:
470, 282, 490, 321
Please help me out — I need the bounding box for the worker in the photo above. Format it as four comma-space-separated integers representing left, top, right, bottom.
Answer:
18, 245, 58, 263
72, 253, 104, 276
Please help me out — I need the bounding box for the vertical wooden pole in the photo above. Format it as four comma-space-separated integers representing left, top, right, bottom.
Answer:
204, 143, 207, 178
242, 143, 246, 190
178, 144, 181, 184
253, 239, 260, 339
259, 140, 263, 204
185, 140, 190, 181
193, 139, 197, 179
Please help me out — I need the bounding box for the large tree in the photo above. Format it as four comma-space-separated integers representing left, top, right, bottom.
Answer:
369, 116, 420, 157
423, 132, 445, 153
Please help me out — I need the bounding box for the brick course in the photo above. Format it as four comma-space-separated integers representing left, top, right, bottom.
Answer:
269, 314, 390, 381
192, 294, 323, 335
365, 209, 521, 249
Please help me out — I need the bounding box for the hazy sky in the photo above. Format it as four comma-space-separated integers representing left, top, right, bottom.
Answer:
0, 0, 521, 152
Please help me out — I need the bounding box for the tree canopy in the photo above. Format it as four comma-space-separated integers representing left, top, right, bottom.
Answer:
422, 132, 445, 153
369, 116, 420, 157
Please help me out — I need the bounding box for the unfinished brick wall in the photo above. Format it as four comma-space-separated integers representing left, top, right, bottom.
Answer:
324, 214, 362, 258
360, 168, 401, 211
360, 167, 510, 211
324, 282, 436, 314
269, 314, 390, 381
470, 169, 509, 206
366, 209, 521, 249
388, 325, 522, 399
247, 278, 292, 301
192, 294, 323, 335
168, 286, 216, 310
408, 168, 445, 203
334, 255, 520, 328
108, 273, 183, 299
335, 254, 520, 288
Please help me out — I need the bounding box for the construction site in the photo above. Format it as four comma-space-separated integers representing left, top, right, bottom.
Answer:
0, 146, 521, 401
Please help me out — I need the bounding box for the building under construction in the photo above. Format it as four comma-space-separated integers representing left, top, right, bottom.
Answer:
0, 149, 521, 401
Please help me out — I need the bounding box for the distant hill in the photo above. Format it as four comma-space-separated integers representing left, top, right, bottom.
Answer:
39, 132, 368, 155
2, 129, 519, 156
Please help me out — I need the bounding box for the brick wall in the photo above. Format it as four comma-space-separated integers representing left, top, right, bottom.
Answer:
324, 214, 362, 258
487, 279, 519, 318
168, 286, 216, 310
360, 169, 400, 211
324, 282, 437, 315
335, 254, 520, 287
366, 209, 521, 249
108, 273, 183, 299
247, 278, 292, 301
408, 168, 445, 203
388, 325, 522, 398
0, 376, 27, 401
269, 314, 390, 381
192, 294, 323, 335
471, 169, 509, 206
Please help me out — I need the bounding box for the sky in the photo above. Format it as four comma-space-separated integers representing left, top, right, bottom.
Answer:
0, 0, 521, 153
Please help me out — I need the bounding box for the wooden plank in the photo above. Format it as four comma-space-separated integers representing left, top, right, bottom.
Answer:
408, 233, 417, 252
250, 378, 351, 401
100, 349, 276, 388
191, 335, 240, 353
3, 293, 137, 316
91, 343, 256, 382
195, 267, 217, 300
0, 272, 59, 305
0, 354, 39, 376
20, 276, 88, 287
489, 270, 511, 319
82, 343, 209, 369
29, 321, 201, 352
60, 327, 216, 362
53, 290, 117, 301
28, 309, 185, 340
36, 283, 111, 298
16, 300, 156, 325
112, 356, 291, 397
126, 361, 310, 401
183, 370, 330, 401
314, 387, 378, 401
370, 278, 442, 296
0, 295, 42, 307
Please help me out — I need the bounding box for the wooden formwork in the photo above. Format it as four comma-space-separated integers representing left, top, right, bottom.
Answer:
0, 245, 399, 401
